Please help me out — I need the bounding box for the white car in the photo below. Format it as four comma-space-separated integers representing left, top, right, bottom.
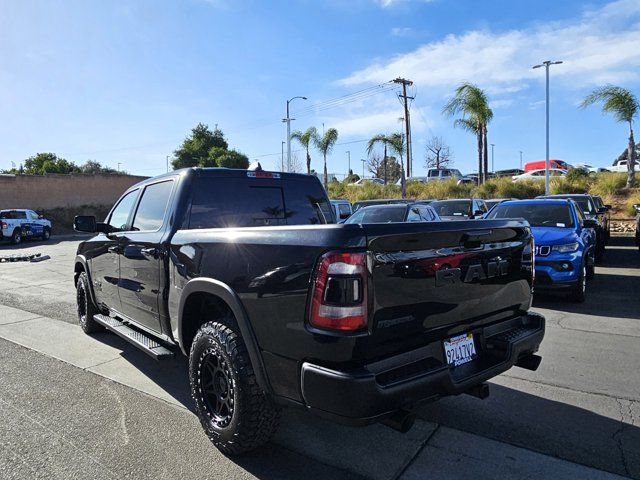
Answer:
571, 163, 609, 173
350, 178, 385, 186
512, 168, 567, 182
610, 159, 640, 173
0, 209, 52, 244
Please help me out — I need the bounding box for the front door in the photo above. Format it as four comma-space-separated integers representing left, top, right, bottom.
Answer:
117, 180, 174, 333
91, 189, 140, 311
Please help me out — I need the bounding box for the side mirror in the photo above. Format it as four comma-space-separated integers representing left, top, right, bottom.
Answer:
38, 214, 44, 219
583, 219, 598, 229
474, 209, 484, 217
634, 204, 640, 212
605, 204, 612, 210
74, 215, 97, 233
597, 207, 607, 214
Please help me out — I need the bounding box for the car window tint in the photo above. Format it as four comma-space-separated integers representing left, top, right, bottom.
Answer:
282, 177, 334, 224
132, 180, 174, 231
432, 200, 470, 217
338, 204, 351, 218
428, 170, 438, 177
406, 207, 422, 222
489, 204, 574, 228
108, 190, 139, 231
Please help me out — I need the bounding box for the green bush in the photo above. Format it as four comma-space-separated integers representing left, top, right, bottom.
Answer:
589, 172, 628, 196
625, 193, 640, 217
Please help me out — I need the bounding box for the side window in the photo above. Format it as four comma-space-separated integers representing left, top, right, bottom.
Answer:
428, 169, 438, 178
28, 211, 38, 221
338, 204, 351, 219
418, 206, 432, 221
132, 181, 174, 231
575, 206, 586, 226
406, 207, 422, 222
107, 190, 139, 231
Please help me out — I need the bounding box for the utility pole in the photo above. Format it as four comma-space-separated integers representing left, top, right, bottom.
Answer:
117, 163, 122, 173
393, 77, 414, 178
533, 60, 563, 195
346, 151, 351, 176
490, 144, 495, 174
283, 96, 307, 172
384, 144, 388, 185
166, 155, 170, 173
281, 141, 285, 172
519, 151, 523, 170
361, 159, 366, 179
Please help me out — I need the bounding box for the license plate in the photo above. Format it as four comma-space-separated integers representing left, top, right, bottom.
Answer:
444, 333, 476, 367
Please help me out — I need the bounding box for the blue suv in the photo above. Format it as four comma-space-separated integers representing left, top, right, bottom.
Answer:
487, 199, 597, 302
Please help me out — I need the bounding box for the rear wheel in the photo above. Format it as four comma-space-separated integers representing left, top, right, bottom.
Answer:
10, 228, 22, 245
42, 227, 51, 241
189, 318, 280, 454
76, 272, 104, 334
569, 263, 586, 303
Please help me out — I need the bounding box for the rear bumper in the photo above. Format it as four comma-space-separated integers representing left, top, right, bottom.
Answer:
300, 312, 545, 425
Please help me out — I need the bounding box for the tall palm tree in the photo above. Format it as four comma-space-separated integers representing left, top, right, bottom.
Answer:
581, 85, 638, 188
290, 126, 317, 174
314, 128, 339, 190
443, 83, 492, 184
367, 132, 407, 198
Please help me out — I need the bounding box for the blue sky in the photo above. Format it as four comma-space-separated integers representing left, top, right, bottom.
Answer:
1, 0, 640, 177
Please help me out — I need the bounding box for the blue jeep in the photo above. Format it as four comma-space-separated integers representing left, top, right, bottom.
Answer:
487, 199, 598, 302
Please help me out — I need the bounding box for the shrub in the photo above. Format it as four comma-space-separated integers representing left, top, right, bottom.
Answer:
625, 193, 640, 217
589, 172, 628, 196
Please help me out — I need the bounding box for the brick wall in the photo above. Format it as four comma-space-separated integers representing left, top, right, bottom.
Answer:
0, 173, 148, 210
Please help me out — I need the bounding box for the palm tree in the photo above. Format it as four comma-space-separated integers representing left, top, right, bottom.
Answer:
290, 126, 317, 174
367, 132, 407, 198
443, 83, 492, 184
581, 85, 638, 188
314, 128, 339, 190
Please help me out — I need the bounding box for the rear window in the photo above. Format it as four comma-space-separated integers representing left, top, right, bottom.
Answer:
488, 203, 574, 228
188, 175, 333, 229
431, 200, 470, 217
345, 206, 406, 224
0, 210, 26, 220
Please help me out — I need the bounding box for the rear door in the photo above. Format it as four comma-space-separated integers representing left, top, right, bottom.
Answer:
360, 220, 533, 359
117, 179, 175, 333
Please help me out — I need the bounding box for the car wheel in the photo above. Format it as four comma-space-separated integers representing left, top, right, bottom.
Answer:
10, 228, 22, 245
569, 263, 586, 303
76, 272, 104, 334
189, 318, 280, 455
42, 227, 51, 240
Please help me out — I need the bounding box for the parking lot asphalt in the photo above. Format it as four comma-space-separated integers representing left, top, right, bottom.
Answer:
0, 234, 638, 479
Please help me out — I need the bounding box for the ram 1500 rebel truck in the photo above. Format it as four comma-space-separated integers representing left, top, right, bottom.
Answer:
73, 167, 545, 454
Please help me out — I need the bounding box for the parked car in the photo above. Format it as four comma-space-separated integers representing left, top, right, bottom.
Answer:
343, 203, 440, 224
401, 169, 473, 185
589, 195, 612, 241
512, 168, 567, 182
352, 198, 409, 212
634, 203, 640, 251
72, 167, 544, 454
610, 158, 640, 172
0, 209, 52, 244
351, 177, 385, 186
571, 163, 608, 174
492, 169, 524, 178
523, 159, 570, 172
485, 198, 517, 212
486, 199, 597, 302
430, 198, 488, 220
330, 199, 352, 221
538, 194, 607, 262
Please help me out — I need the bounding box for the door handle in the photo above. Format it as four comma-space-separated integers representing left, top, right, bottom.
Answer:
141, 247, 158, 257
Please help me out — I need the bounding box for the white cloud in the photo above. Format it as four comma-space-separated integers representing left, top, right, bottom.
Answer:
376, 0, 434, 8
391, 27, 414, 37
341, 0, 640, 92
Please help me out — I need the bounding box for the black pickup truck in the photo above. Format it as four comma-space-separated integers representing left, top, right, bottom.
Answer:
73, 167, 545, 454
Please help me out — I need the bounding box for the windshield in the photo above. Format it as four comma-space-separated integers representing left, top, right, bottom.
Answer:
344, 206, 406, 224
430, 200, 470, 217
488, 203, 575, 228
559, 196, 596, 215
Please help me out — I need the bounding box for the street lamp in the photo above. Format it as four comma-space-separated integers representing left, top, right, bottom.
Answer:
490, 143, 495, 174
533, 60, 563, 195
361, 159, 366, 179
346, 151, 351, 175
281, 141, 285, 172
519, 151, 523, 170
284, 96, 307, 172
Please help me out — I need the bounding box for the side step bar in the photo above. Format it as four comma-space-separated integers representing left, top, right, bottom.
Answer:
93, 314, 175, 360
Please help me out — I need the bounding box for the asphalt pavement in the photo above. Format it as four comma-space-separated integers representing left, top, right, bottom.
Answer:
0, 234, 637, 479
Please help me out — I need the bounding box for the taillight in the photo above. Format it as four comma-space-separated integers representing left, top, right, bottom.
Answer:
0, 221, 6, 229
522, 235, 535, 288
309, 251, 368, 332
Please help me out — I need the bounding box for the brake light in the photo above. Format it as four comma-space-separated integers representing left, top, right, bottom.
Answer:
309, 251, 368, 332
0, 221, 6, 229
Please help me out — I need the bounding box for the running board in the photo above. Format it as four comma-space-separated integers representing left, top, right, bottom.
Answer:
93, 314, 175, 360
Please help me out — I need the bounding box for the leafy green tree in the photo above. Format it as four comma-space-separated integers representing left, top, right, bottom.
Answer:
344, 170, 360, 183
24, 153, 79, 175
443, 83, 492, 184
172, 123, 228, 169
290, 127, 317, 174
314, 128, 339, 190
79, 160, 117, 174
217, 150, 250, 169
367, 132, 407, 197
581, 85, 638, 187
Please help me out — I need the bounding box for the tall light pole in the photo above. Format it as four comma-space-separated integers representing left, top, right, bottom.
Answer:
284, 96, 307, 172
281, 141, 285, 172
490, 144, 495, 174
346, 151, 351, 175
519, 151, 523, 170
533, 60, 563, 195
117, 162, 122, 173
166, 155, 170, 173
361, 159, 366, 179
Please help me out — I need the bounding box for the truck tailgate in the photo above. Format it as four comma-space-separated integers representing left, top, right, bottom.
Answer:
359, 220, 533, 361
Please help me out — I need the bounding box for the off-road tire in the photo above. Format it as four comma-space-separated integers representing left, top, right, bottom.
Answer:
569, 263, 586, 303
10, 228, 22, 245
76, 272, 104, 334
189, 319, 280, 455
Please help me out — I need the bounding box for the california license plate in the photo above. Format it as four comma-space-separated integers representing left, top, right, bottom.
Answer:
444, 333, 476, 367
